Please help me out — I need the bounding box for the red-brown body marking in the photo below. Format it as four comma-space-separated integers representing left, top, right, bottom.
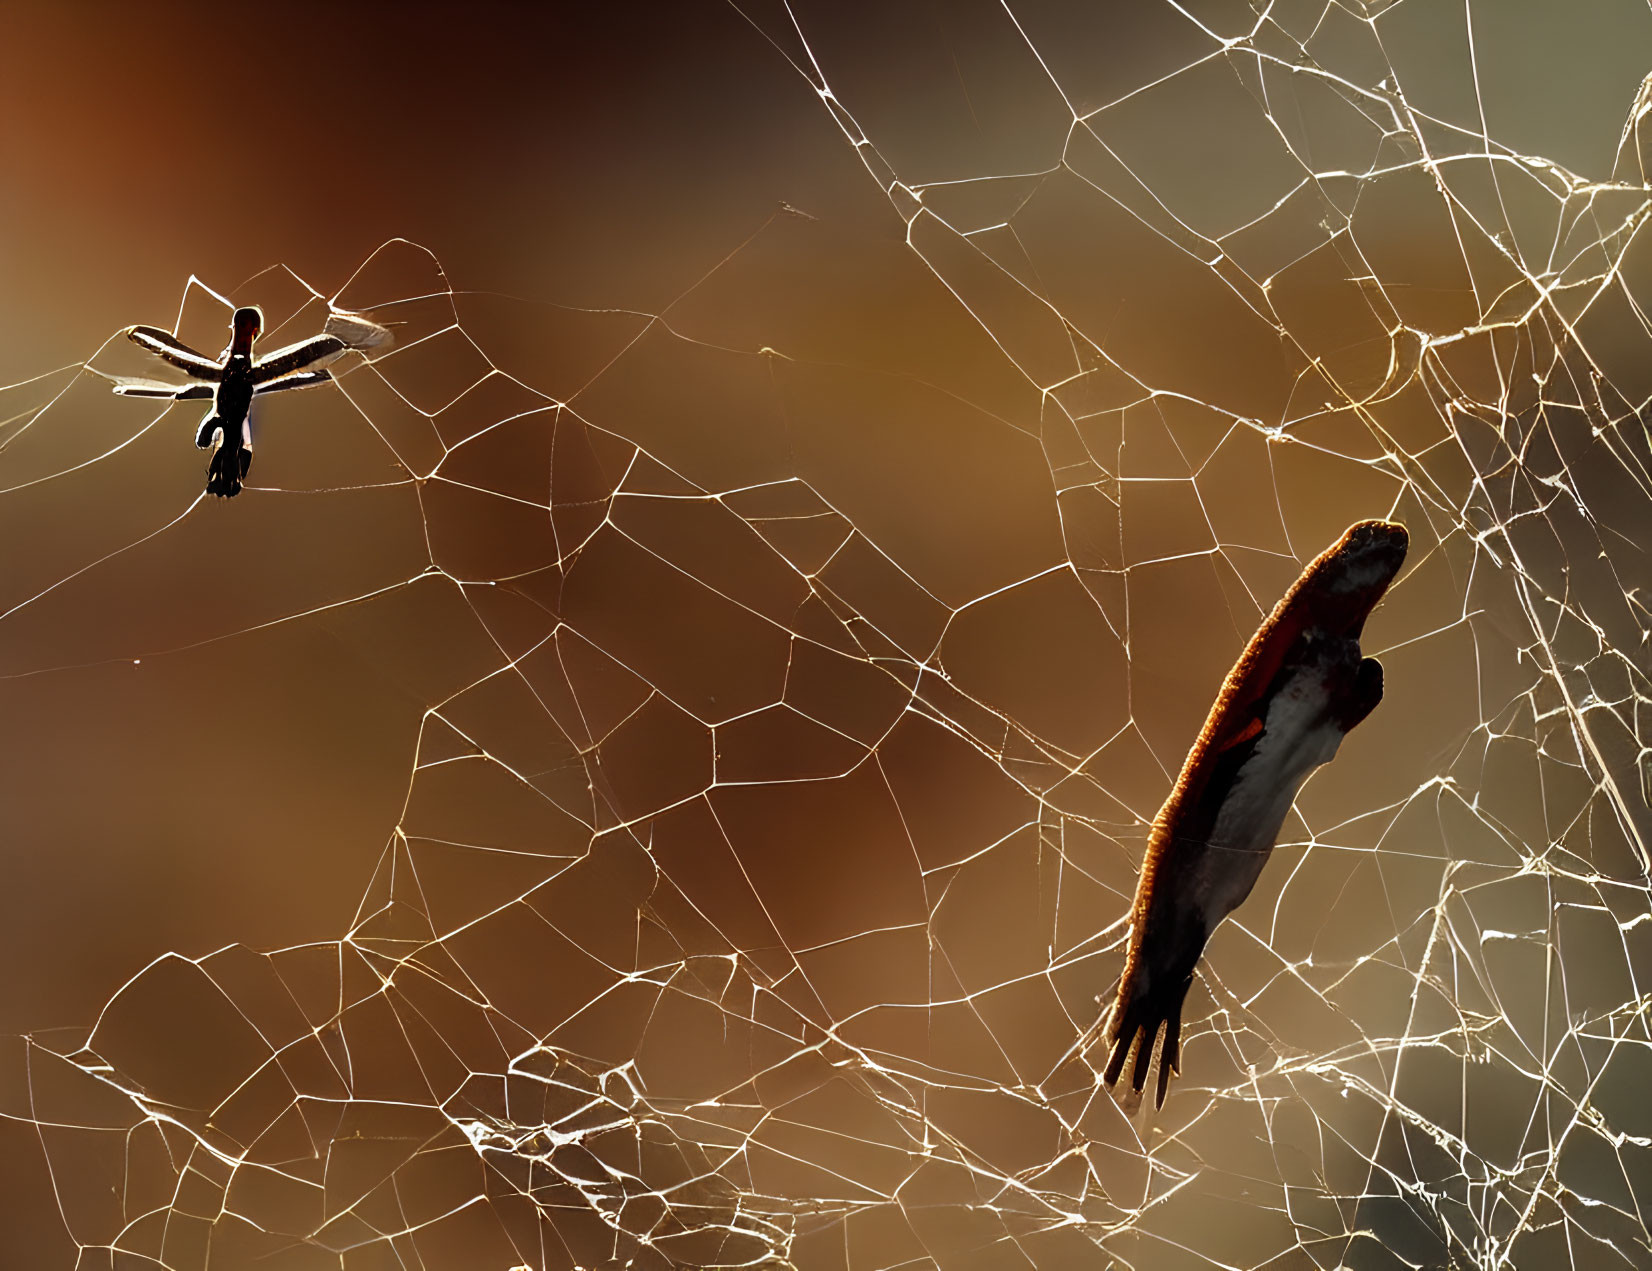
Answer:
1103, 519, 1408, 1109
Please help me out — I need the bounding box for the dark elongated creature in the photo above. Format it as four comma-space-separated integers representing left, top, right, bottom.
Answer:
1103, 519, 1408, 1108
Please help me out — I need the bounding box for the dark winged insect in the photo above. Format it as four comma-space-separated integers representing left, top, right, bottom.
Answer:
113, 306, 347, 497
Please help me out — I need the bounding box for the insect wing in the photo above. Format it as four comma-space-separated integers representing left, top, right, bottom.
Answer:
126, 326, 223, 380
252, 369, 333, 396
323, 310, 393, 352
111, 379, 216, 400
251, 334, 347, 384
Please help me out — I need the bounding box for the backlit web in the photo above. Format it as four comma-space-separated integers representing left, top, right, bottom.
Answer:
5, 2, 1652, 1268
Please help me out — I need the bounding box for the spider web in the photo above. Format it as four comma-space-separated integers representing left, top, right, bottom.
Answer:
4, 2, 1652, 1268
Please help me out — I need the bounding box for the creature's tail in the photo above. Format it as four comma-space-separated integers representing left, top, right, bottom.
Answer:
205, 443, 252, 499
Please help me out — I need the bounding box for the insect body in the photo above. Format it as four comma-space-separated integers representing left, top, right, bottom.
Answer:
114, 306, 346, 497
1102, 519, 1409, 1109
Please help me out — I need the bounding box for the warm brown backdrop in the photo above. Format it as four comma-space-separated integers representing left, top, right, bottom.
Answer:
3, 2, 1652, 1268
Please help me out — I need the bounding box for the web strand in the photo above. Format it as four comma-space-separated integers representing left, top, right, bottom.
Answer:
5, 4, 1652, 1269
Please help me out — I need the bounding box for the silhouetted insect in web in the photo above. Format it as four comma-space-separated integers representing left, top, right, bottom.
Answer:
111, 306, 346, 497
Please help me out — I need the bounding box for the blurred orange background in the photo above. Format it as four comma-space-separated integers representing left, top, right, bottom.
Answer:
4, 3, 1652, 1268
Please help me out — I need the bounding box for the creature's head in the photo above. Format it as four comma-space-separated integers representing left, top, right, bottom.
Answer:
229, 306, 264, 357
1297, 519, 1409, 637
1334, 519, 1408, 587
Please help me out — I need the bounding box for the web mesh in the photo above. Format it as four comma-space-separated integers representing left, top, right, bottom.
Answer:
5, 2, 1652, 1268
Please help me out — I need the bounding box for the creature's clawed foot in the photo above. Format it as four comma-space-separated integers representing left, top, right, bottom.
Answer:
1102, 970, 1191, 1110
1337, 656, 1384, 731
